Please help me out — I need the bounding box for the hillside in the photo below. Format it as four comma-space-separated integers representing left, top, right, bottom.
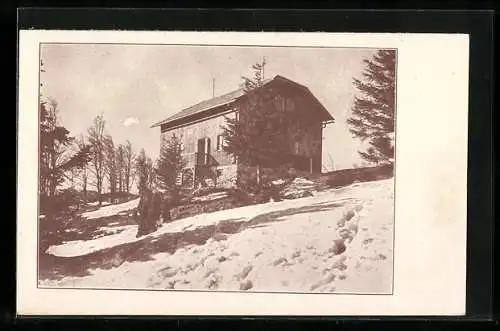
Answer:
39, 178, 394, 294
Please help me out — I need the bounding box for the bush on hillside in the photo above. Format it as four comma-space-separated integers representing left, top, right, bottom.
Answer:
40, 188, 82, 215
326, 172, 355, 188
326, 165, 394, 188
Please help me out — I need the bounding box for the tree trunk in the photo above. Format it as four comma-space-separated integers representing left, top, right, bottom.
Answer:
97, 177, 102, 206
125, 171, 130, 193
82, 172, 87, 202
118, 172, 122, 193
49, 151, 57, 197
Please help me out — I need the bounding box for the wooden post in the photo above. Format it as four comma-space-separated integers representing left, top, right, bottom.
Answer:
191, 167, 196, 189
309, 157, 313, 174
205, 137, 210, 165
256, 165, 261, 186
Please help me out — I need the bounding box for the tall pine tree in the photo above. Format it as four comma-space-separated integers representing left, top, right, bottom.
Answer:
39, 98, 91, 198
156, 134, 186, 201
135, 148, 154, 195
347, 50, 396, 165
221, 59, 293, 186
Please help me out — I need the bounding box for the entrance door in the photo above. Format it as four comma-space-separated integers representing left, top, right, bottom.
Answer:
197, 138, 205, 165
197, 138, 211, 165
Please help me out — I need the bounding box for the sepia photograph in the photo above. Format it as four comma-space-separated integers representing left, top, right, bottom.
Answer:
17, 30, 470, 316
36, 43, 396, 294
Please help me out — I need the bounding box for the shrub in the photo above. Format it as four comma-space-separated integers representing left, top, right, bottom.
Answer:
326, 172, 354, 188
40, 189, 82, 215
191, 186, 228, 198
228, 188, 253, 204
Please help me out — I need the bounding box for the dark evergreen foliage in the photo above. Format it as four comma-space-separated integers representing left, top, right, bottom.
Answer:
156, 134, 186, 200
221, 59, 302, 186
347, 50, 396, 165
39, 98, 91, 198
135, 148, 155, 195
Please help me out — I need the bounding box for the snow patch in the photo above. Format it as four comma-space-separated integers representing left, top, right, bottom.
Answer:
192, 192, 229, 202
81, 198, 140, 220
43, 179, 394, 294
291, 177, 314, 186
45, 225, 138, 257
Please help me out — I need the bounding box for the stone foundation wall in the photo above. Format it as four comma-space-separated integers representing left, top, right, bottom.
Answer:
236, 164, 297, 189
214, 165, 238, 188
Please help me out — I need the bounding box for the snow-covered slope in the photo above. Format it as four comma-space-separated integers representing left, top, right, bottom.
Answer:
80, 198, 140, 220
41, 179, 394, 294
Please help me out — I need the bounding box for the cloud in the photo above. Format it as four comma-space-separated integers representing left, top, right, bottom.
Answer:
123, 117, 139, 127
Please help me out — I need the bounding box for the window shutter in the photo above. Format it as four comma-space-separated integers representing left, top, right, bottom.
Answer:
206, 138, 211, 164
217, 135, 223, 151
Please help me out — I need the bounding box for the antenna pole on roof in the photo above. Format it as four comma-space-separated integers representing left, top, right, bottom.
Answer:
212, 78, 215, 97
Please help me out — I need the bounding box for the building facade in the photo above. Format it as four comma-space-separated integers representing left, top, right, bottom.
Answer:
151, 75, 334, 188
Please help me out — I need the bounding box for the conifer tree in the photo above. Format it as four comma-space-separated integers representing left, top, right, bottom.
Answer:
347, 50, 396, 165
222, 59, 295, 186
135, 148, 152, 195
156, 134, 186, 201
39, 98, 91, 198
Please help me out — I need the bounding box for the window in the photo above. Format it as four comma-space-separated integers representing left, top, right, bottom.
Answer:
286, 98, 295, 113
216, 135, 224, 151
274, 95, 286, 112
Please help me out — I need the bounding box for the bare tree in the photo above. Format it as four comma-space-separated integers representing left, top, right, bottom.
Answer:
116, 144, 125, 193
87, 115, 107, 205
122, 140, 136, 194
322, 152, 336, 173
104, 134, 118, 199
75, 134, 89, 201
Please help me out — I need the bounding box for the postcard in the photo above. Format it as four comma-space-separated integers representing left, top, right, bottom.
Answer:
17, 31, 469, 316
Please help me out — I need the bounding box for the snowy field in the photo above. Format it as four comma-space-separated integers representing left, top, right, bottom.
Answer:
81, 198, 140, 220
40, 178, 394, 294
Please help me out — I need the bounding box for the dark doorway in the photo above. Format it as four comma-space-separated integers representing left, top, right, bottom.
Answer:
197, 138, 211, 165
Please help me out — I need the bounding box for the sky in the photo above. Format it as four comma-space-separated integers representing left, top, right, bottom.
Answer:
40, 44, 377, 172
